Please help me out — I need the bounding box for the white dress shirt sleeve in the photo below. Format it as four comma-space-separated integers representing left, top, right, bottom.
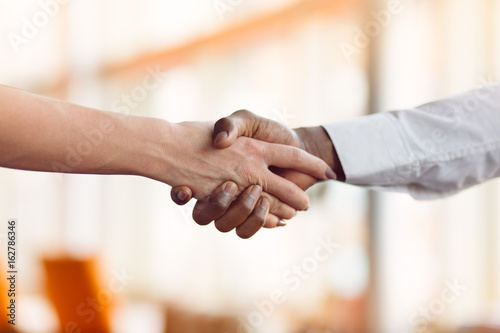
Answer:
322, 83, 500, 200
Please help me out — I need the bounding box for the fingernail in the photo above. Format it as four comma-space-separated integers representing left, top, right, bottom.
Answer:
214, 131, 228, 145
259, 197, 270, 211
177, 191, 188, 201
223, 182, 238, 196
325, 167, 337, 180
250, 185, 261, 200
277, 220, 287, 227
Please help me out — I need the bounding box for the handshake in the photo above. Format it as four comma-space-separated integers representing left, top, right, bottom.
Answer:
2, 84, 497, 239
1, 85, 340, 240
164, 110, 342, 239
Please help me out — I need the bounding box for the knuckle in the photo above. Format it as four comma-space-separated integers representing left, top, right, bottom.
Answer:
283, 182, 297, 202
263, 214, 278, 229
291, 147, 304, 164
192, 199, 217, 225
234, 109, 252, 117
214, 220, 233, 233
283, 183, 308, 211
254, 211, 267, 226
236, 163, 253, 182
236, 229, 252, 239
281, 210, 296, 220
240, 196, 257, 214
214, 117, 232, 132
237, 163, 264, 188
192, 212, 211, 226
253, 143, 267, 159
245, 138, 264, 155
265, 194, 281, 213
208, 195, 229, 212
269, 200, 295, 220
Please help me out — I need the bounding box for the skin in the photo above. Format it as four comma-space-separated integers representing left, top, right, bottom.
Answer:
0, 87, 335, 218
171, 110, 345, 238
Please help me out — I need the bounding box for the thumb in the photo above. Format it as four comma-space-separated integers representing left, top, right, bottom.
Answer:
170, 185, 193, 206
212, 109, 261, 149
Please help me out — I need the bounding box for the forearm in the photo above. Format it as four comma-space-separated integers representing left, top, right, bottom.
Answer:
0, 87, 327, 211
323, 83, 500, 199
0, 85, 173, 179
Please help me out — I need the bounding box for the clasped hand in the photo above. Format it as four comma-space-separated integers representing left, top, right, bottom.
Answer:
168, 110, 337, 239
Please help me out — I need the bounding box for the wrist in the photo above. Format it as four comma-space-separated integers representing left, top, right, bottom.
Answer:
123, 116, 177, 184
294, 126, 345, 182
141, 121, 221, 192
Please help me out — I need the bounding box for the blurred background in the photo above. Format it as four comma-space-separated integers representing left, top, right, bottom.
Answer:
0, 0, 499, 332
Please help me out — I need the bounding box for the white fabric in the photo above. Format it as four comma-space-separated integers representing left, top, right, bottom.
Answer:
323, 83, 500, 199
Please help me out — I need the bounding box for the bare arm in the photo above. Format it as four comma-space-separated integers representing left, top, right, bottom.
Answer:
0, 86, 334, 212
0, 85, 169, 177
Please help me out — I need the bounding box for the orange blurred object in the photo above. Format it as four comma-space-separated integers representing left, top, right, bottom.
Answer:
0, 262, 17, 332
458, 327, 500, 333
165, 306, 240, 333
289, 293, 367, 333
43, 258, 112, 333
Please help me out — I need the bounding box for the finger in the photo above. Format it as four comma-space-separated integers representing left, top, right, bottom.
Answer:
170, 186, 193, 206
263, 213, 280, 228
266, 144, 336, 181
212, 116, 239, 149
192, 182, 238, 225
264, 170, 310, 211
261, 192, 296, 220
272, 167, 317, 191
236, 197, 270, 239
214, 185, 262, 233
212, 109, 261, 149
262, 214, 288, 229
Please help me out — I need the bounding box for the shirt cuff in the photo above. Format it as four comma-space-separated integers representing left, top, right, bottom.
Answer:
322, 113, 411, 187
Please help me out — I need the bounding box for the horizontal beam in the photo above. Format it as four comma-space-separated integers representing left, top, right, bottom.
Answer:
101, 0, 362, 80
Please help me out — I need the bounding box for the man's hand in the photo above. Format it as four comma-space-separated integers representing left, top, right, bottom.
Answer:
171, 111, 345, 238
175, 182, 272, 239
165, 121, 334, 208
